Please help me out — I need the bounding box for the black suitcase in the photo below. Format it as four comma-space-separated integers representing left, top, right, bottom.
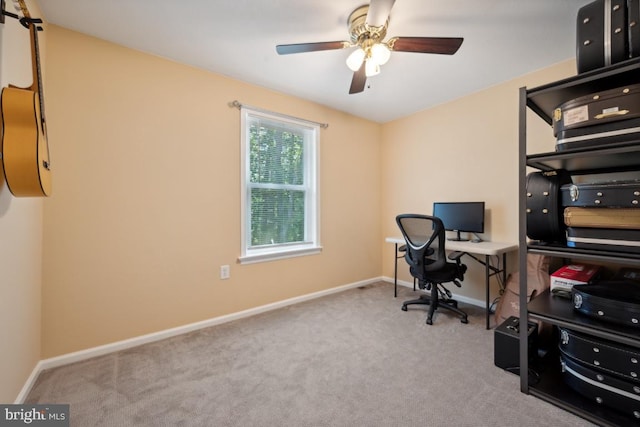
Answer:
526, 170, 572, 243
572, 281, 640, 328
559, 327, 640, 381
630, 0, 640, 58
553, 84, 640, 135
566, 226, 640, 253
556, 117, 640, 151
560, 351, 640, 420
561, 180, 640, 207
577, 0, 629, 74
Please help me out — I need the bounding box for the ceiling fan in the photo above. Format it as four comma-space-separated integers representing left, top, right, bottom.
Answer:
275, 0, 463, 94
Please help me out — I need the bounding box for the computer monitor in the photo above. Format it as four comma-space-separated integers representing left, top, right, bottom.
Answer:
432, 201, 485, 241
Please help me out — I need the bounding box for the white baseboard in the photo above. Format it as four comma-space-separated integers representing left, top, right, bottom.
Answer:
14, 360, 45, 404
381, 276, 486, 308
16, 276, 384, 403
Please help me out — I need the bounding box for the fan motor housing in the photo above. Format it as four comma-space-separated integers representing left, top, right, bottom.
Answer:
348, 5, 388, 44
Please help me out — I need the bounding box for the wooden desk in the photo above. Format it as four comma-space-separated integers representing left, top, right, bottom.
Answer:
386, 237, 518, 329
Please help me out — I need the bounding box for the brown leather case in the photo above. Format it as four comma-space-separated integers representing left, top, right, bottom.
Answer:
564, 207, 640, 229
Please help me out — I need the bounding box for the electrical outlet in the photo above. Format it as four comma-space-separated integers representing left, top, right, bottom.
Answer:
220, 265, 230, 280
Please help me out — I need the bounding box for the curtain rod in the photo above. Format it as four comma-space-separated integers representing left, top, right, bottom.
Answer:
228, 100, 329, 129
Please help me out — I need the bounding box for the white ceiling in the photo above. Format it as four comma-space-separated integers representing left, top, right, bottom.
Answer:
37, 0, 592, 123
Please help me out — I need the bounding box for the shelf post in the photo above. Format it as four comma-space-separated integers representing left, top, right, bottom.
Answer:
518, 86, 529, 393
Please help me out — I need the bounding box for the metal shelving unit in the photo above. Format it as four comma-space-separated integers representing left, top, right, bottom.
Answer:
518, 59, 640, 426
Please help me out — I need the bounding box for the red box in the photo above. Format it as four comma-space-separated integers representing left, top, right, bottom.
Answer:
551, 264, 601, 296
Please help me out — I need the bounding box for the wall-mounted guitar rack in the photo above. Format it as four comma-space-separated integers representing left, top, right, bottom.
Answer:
1, 0, 43, 29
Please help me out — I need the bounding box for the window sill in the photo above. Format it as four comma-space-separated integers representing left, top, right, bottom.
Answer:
238, 246, 322, 265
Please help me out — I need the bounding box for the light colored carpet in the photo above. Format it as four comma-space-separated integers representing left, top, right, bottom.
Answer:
26, 282, 594, 426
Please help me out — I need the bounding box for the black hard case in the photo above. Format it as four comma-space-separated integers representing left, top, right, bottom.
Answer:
572, 282, 640, 328
556, 117, 640, 151
553, 85, 640, 136
561, 180, 640, 207
630, 0, 640, 58
526, 170, 572, 243
560, 351, 640, 419
577, 0, 629, 74
566, 226, 640, 253
559, 327, 640, 381
494, 316, 538, 372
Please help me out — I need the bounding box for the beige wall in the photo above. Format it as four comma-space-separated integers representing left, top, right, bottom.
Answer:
380, 60, 577, 302
0, 0, 45, 403
41, 26, 382, 357
1, 5, 586, 400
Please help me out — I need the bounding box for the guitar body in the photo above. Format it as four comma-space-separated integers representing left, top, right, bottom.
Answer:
1, 86, 51, 196
1, 1, 52, 198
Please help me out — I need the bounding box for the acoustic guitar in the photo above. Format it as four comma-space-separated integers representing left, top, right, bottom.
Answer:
1, 0, 51, 197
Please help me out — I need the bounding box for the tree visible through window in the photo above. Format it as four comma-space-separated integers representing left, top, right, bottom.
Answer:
240, 108, 320, 262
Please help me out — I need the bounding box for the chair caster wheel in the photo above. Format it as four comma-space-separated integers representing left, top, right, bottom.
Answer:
461, 317, 468, 324
401, 305, 407, 311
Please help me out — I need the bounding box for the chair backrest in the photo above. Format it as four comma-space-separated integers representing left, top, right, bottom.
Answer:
396, 214, 447, 278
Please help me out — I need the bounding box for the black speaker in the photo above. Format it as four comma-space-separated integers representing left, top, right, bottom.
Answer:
494, 316, 538, 373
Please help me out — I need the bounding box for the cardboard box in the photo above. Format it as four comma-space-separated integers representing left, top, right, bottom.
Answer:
550, 264, 601, 297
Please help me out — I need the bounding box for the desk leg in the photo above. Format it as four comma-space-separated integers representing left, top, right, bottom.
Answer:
502, 252, 507, 286
485, 255, 490, 330
394, 243, 398, 298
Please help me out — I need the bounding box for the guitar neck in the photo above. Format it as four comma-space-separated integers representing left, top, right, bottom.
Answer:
30, 22, 45, 122
13, 0, 46, 123
12, 0, 28, 15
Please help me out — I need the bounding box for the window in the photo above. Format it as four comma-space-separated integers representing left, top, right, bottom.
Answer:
239, 107, 320, 263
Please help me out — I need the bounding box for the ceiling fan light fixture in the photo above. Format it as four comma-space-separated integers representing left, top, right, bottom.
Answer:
346, 48, 366, 71
365, 59, 380, 77
275, 2, 463, 95
370, 43, 391, 65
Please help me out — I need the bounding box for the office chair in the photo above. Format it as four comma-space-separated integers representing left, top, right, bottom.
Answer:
394, 244, 417, 297
396, 214, 468, 325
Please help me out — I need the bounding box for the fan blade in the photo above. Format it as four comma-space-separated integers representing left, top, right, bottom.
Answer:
349, 62, 367, 94
366, 0, 396, 28
389, 37, 463, 54
276, 41, 350, 55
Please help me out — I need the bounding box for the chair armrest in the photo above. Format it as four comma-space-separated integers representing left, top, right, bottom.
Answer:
448, 251, 465, 261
